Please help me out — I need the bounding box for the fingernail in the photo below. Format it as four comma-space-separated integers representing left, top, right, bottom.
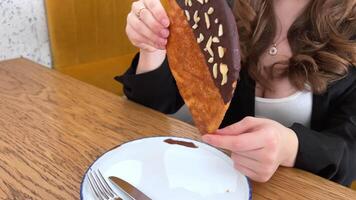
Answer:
161, 19, 170, 27
160, 29, 170, 38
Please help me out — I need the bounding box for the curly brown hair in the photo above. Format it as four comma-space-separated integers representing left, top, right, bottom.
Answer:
233, 0, 356, 93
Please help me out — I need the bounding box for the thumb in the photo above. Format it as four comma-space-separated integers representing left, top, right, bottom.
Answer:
215, 117, 259, 135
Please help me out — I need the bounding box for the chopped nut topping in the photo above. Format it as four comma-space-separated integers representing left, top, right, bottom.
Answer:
192, 10, 200, 29
197, 33, 204, 43
184, 10, 190, 21
188, 0, 192, 7
186, 2, 229, 86
193, 11, 200, 23
218, 24, 223, 37
220, 63, 229, 85
204, 13, 210, 29
208, 7, 214, 15
205, 36, 214, 57
212, 37, 220, 43
218, 46, 226, 58
213, 63, 218, 79
208, 57, 214, 63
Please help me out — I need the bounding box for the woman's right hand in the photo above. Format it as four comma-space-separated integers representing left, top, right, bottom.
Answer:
126, 0, 170, 74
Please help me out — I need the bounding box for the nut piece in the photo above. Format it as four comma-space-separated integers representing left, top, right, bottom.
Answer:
205, 0, 209, 3
197, 33, 204, 43
213, 63, 218, 79
184, 10, 190, 21
218, 46, 226, 58
220, 63, 229, 85
196, 0, 204, 4
193, 11, 200, 23
208, 7, 214, 15
215, 18, 219, 24
218, 24, 223, 37
192, 10, 200, 29
204, 12, 210, 29
185, 0, 193, 7
212, 37, 220, 43
208, 57, 214, 63
205, 36, 214, 57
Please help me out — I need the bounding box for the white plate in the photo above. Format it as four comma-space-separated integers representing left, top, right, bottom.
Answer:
80, 136, 251, 200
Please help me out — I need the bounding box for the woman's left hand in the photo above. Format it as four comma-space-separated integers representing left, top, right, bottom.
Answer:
202, 117, 299, 182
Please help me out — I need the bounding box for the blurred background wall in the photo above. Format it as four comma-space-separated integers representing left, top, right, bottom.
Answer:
0, 0, 51, 67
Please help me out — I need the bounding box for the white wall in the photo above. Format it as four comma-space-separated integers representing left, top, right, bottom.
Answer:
0, 0, 51, 67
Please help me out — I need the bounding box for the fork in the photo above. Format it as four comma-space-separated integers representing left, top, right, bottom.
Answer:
87, 169, 123, 200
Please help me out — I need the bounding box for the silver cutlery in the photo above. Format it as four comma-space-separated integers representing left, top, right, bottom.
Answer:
109, 176, 152, 200
87, 169, 123, 200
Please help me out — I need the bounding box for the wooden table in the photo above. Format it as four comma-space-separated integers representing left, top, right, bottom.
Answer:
0, 58, 355, 200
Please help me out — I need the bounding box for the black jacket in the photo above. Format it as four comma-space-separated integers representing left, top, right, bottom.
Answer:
116, 54, 356, 186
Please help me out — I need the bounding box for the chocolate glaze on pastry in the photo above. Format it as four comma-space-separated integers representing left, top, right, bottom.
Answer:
176, 0, 241, 103
166, 0, 241, 133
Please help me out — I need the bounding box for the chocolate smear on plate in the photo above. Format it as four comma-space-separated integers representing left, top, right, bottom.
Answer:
164, 139, 198, 149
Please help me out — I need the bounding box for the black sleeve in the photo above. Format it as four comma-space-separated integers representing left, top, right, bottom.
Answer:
290, 76, 356, 186
114, 53, 184, 114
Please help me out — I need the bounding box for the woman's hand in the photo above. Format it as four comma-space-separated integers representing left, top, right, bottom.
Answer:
126, 0, 170, 74
202, 117, 299, 182
127, 0, 169, 51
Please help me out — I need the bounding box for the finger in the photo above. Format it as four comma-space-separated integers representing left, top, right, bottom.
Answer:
143, 0, 170, 27
202, 131, 266, 152
215, 117, 262, 135
126, 21, 145, 44
132, 1, 169, 38
128, 13, 167, 49
126, 20, 158, 49
140, 9, 170, 38
127, 24, 160, 51
132, 0, 169, 38
132, 1, 145, 12
129, 12, 167, 48
229, 131, 266, 152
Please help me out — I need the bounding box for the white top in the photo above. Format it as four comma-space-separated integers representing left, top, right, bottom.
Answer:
255, 90, 313, 128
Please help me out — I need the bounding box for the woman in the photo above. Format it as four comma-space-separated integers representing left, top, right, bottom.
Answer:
117, 0, 356, 186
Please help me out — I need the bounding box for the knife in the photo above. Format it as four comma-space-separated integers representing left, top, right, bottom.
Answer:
109, 176, 152, 200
